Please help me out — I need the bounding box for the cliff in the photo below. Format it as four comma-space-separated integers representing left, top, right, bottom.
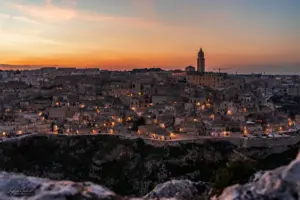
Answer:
0, 134, 299, 197
0, 134, 237, 196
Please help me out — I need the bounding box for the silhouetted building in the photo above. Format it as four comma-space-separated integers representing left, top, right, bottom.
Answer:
185, 66, 195, 72
197, 48, 205, 73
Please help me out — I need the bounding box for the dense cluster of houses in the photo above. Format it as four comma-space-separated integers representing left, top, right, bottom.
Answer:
0, 68, 299, 142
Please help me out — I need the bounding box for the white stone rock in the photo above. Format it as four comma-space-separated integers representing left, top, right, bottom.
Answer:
216, 152, 300, 200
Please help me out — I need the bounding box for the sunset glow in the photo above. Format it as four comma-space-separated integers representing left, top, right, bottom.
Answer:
0, 0, 299, 72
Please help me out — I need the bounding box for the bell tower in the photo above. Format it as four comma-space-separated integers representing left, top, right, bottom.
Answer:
197, 48, 205, 73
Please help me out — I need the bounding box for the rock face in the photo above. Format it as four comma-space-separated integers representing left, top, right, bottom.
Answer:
0, 171, 177, 200
144, 180, 210, 200
216, 152, 300, 200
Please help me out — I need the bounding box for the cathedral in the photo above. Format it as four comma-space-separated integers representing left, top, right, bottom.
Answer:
197, 48, 205, 73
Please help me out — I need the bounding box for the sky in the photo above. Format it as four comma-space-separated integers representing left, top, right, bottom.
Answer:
0, 0, 299, 73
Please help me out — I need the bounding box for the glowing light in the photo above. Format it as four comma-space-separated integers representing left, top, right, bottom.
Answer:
111, 122, 115, 126
118, 118, 123, 123
170, 132, 175, 138
160, 123, 166, 129
109, 129, 114, 134
194, 118, 197, 122
53, 125, 58, 132
38, 112, 42, 116
227, 110, 232, 115
223, 131, 230, 137
196, 102, 201, 106
265, 128, 269, 134
2, 132, 6, 137
17, 130, 23, 135
92, 129, 97, 134
243, 127, 248, 135
131, 107, 136, 111
55, 102, 60, 106
202, 105, 205, 110
127, 117, 132, 121
138, 92, 142, 96
179, 128, 183, 132
79, 104, 85, 108
243, 108, 247, 113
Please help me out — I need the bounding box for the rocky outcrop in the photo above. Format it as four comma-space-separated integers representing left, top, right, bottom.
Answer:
0, 171, 119, 200
215, 152, 300, 200
144, 180, 210, 200
0, 171, 176, 200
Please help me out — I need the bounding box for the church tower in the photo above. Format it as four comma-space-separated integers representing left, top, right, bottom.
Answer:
197, 48, 205, 73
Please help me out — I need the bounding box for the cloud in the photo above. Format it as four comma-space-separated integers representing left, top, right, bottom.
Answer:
0, 13, 39, 24
12, 2, 76, 21
10, 0, 163, 29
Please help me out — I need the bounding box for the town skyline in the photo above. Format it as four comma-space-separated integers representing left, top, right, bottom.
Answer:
0, 0, 299, 73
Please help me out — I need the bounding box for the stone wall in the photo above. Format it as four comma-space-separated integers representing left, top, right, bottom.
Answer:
143, 135, 300, 149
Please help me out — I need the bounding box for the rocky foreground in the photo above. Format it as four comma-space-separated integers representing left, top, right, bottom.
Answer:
1, 152, 300, 200
0, 171, 206, 200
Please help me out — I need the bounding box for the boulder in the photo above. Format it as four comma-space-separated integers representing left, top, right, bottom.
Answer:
215, 152, 300, 200
144, 179, 210, 200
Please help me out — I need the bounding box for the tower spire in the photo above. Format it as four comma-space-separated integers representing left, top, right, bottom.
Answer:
197, 47, 205, 73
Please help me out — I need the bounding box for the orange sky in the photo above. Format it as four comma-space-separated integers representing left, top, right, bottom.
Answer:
0, 0, 299, 71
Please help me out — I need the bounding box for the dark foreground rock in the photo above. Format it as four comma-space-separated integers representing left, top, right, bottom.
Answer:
144, 180, 211, 200
0, 171, 176, 200
215, 152, 300, 200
